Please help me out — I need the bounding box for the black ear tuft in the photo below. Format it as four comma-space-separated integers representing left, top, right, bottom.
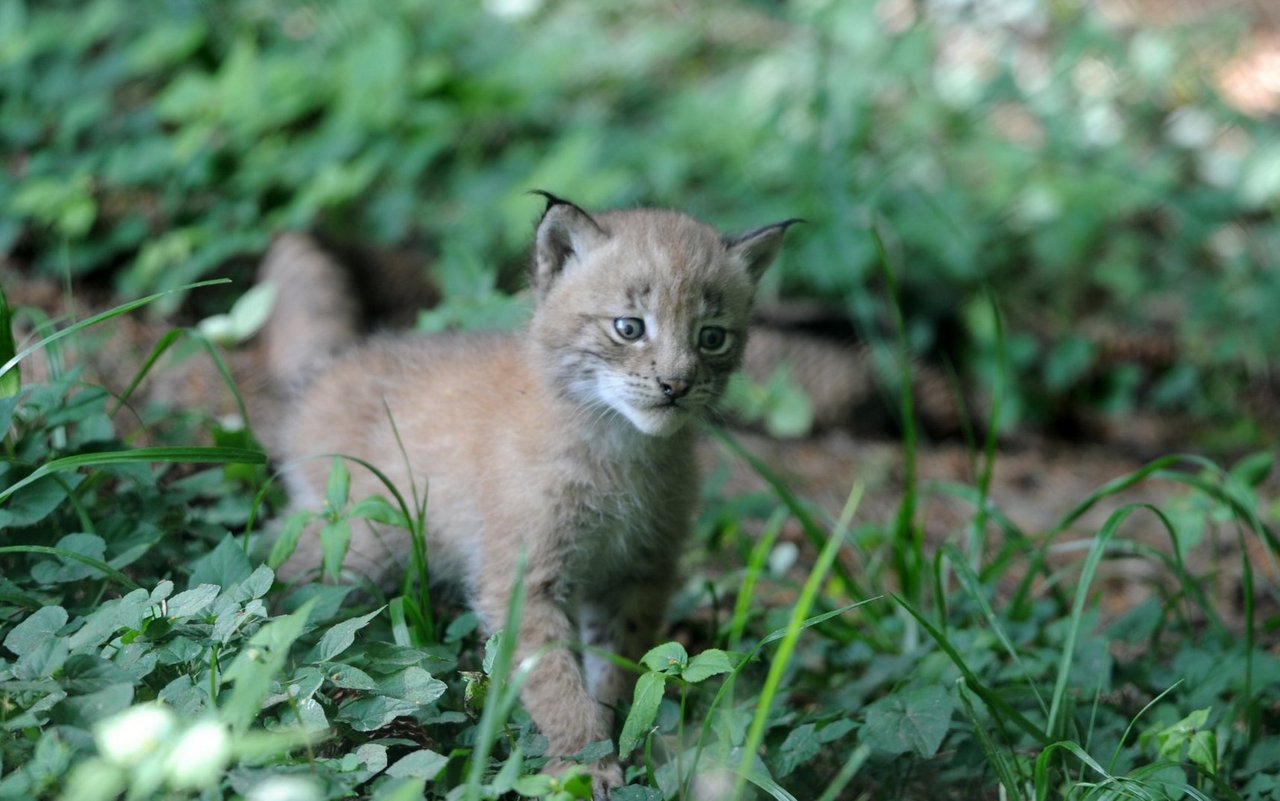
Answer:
529, 190, 597, 222
723, 218, 804, 282
531, 193, 609, 296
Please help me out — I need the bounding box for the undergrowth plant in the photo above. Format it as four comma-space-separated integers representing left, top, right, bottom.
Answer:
4, 256, 1280, 801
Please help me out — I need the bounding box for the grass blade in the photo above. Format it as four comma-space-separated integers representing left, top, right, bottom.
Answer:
730, 481, 863, 801
1, 446, 266, 505
0, 279, 230, 381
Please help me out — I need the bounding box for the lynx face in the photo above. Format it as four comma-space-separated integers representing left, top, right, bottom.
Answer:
529, 198, 795, 437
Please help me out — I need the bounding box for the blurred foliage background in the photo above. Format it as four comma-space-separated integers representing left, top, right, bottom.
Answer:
3, 0, 1278, 440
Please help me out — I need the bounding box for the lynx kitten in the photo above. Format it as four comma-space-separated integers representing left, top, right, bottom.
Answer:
266, 195, 795, 797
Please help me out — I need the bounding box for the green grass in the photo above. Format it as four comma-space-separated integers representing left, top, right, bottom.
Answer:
2, 279, 1277, 801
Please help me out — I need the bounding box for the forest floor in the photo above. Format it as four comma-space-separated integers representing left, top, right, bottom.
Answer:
9, 271, 1278, 640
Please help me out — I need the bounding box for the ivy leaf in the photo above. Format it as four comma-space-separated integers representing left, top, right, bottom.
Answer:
862, 684, 953, 757
619, 671, 666, 759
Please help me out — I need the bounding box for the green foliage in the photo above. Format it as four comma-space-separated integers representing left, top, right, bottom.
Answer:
3, 0, 1276, 424
3, 3, 1280, 798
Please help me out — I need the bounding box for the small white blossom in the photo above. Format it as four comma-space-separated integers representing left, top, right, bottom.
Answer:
163, 718, 231, 789
94, 703, 176, 767
248, 776, 323, 801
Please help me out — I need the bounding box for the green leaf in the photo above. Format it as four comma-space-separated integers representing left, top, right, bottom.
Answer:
611, 788, 663, 801
336, 695, 420, 732
773, 723, 821, 778
30, 533, 106, 583
268, 510, 311, 569
4, 605, 68, 656
567, 739, 613, 764
0, 474, 77, 527
349, 494, 410, 528
378, 665, 447, 705
514, 774, 555, 796
681, 649, 736, 683
325, 457, 350, 513
862, 684, 953, 757
307, 607, 383, 663
1187, 730, 1217, 777
371, 777, 427, 801
197, 281, 276, 345
0, 282, 18, 398
188, 535, 253, 589
320, 519, 352, 581
386, 749, 449, 780
166, 583, 221, 618
221, 600, 315, 732
619, 671, 666, 759
640, 641, 688, 674
1230, 451, 1273, 488
319, 663, 379, 691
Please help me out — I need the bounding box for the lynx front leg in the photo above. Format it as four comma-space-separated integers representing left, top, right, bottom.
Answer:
580, 577, 675, 708
478, 577, 623, 800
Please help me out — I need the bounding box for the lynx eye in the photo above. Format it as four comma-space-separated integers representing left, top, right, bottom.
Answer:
698, 326, 731, 354
613, 317, 645, 341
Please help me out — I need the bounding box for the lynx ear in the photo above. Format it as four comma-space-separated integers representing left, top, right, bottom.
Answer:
531, 191, 609, 295
723, 218, 803, 283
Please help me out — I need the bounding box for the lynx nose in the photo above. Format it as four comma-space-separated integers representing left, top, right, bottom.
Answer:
659, 377, 691, 399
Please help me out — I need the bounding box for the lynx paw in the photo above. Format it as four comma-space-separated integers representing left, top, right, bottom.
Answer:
546, 757, 623, 800
586, 759, 623, 800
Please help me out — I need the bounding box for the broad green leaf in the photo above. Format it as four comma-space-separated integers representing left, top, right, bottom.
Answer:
4, 605, 68, 656
682, 649, 736, 683
0, 474, 79, 528
166, 583, 221, 618
221, 600, 315, 732
862, 684, 953, 757
772, 723, 821, 778
611, 788, 663, 801
619, 671, 666, 759
568, 739, 613, 764
307, 607, 383, 663
640, 641, 688, 674
371, 777, 427, 801
320, 663, 379, 691
378, 665, 447, 705
335, 695, 420, 732
386, 749, 448, 780
30, 533, 106, 584
349, 494, 410, 528
188, 535, 254, 589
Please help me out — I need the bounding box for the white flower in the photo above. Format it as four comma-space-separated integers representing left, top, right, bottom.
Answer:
163, 718, 232, 789
1166, 107, 1216, 150
248, 776, 323, 801
94, 703, 177, 766
483, 0, 541, 20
